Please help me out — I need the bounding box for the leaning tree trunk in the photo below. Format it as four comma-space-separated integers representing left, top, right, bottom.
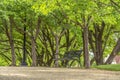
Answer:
83, 26, 90, 68
105, 38, 120, 64
31, 17, 41, 66
4, 17, 16, 66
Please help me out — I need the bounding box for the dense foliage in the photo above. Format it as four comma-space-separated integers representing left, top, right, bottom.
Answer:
0, 0, 120, 68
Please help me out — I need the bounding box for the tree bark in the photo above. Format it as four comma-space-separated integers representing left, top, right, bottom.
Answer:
9, 25, 16, 66
31, 36, 37, 66
31, 18, 41, 66
105, 38, 120, 64
4, 17, 16, 66
83, 26, 90, 68
89, 22, 105, 65
54, 35, 59, 67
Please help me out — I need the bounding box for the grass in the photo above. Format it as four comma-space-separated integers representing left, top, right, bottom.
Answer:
94, 64, 120, 71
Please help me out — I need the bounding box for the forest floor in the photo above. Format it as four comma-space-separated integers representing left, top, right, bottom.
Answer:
0, 67, 120, 80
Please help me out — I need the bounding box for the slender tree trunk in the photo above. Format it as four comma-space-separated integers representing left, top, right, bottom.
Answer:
10, 17, 16, 66
54, 29, 66, 67
31, 36, 37, 66
4, 18, 16, 66
31, 17, 41, 66
55, 35, 59, 67
83, 26, 90, 68
21, 23, 28, 66
9, 26, 16, 66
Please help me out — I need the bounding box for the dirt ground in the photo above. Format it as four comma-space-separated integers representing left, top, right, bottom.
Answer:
0, 67, 120, 80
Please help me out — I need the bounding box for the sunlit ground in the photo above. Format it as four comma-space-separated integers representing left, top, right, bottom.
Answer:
0, 67, 120, 80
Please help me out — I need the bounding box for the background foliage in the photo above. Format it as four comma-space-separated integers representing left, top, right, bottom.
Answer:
0, 0, 120, 68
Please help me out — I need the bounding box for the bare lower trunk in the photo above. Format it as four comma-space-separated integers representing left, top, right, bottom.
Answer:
9, 17, 16, 66
31, 36, 37, 66
83, 27, 90, 68
55, 35, 59, 67
10, 39, 16, 66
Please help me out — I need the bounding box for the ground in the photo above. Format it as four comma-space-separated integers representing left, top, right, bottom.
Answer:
0, 67, 120, 80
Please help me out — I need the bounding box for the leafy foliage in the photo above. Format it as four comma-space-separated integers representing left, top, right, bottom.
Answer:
0, 0, 120, 67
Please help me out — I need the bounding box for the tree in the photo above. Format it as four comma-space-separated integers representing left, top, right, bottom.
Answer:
0, 1, 16, 66
55, 0, 94, 68
0, 0, 120, 68
89, 21, 114, 65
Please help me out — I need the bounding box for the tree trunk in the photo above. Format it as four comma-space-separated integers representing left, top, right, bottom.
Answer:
105, 38, 120, 64
31, 17, 41, 66
31, 36, 37, 66
89, 22, 105, 65
55, 35, 59, 67
83, 26, 90, 68
9, 26, 16, 66
21, 26, 27, 66
4, 18, 16, 66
